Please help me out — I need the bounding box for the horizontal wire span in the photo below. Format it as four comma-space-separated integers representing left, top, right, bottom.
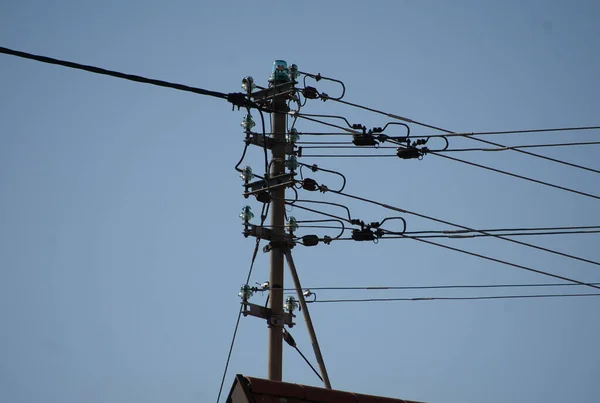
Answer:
326, 190, 600, 289
299, 140, 600, 152
309, 293, 600, 303
407, 225, 600, 234
280, 282, 600, 292
431, 152, 600, 201
326, 98, 600, 174
330, 229, 600, 240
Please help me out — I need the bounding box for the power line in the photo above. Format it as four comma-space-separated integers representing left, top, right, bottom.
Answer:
398, 229, 600, 239
309, 293, 600, 303
325, 228, 600, 240
327, 189, 600, 273
294, 224, 600, 239
448, 134, 600, 175
299, 140, 600, 153
287, 201, 600, 289
438, 141, 600, 153
406, 234, 600, 290
282, 282, 600, 292
431, 152, 600, 201
325, 97, 600, 175
216, 201, 270, 403
406, 225, 600, 235
0, 45, 253, 109
297, 119, 600, 192
215, 237, 261, 403
301, 148, 600, 200
290, 126, 600, 138
436, 126, 600, 138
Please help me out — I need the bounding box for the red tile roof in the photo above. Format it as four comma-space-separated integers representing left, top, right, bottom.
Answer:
227, 374, 424, 403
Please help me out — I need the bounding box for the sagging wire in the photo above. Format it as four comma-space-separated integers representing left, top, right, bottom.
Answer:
299, 70, 346, 101
286, 199, 354, 223
297, 162, 347, 192
238, 78, 270, 179
285, 198, 407, 245
296, 113, 355, 129
294, 219, 346, 242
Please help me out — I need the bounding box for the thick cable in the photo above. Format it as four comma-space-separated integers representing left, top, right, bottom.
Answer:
0, 45, 241, 101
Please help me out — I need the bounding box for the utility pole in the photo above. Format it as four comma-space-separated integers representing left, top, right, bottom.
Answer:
267, 62, 289, 381
241, 61, 327, 385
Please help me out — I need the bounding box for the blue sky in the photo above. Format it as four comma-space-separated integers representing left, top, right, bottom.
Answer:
1, 1, 599, 402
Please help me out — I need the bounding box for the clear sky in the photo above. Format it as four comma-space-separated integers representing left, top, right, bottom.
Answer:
1, 1, 599, 403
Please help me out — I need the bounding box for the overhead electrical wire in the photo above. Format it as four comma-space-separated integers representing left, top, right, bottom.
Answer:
0, 45, 256, 110
327, 189, 600, 269
291, 126, 600, 138
297, 119, 600, 200
405, 224, 600, 235
328, 228, 600, 240
324, 97, 600, 175
430, 151, 600, 201
309, 293, 600, 303
399, 228, 600, 239
302, 148, 600, 200
299, 140, 600, 153
404, 234, 600, 290
282, 281, 600, 292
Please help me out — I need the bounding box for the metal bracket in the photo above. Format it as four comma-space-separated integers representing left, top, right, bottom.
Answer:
244, 173, 296, 199
250, 81, 297, 104
242, 302, 295, 327
243, 224, 295, 246
249, 134, 295, 155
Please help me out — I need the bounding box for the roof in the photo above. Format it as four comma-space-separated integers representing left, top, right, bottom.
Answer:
226, 374, 424, 403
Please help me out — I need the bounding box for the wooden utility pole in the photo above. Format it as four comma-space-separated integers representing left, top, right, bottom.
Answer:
267, 63, 288, 381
